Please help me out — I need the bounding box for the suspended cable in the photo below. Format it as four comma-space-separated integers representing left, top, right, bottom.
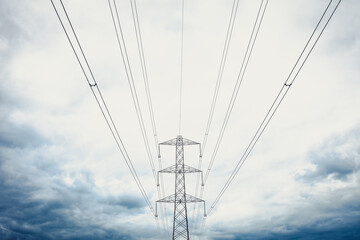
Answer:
179, 0, 185, 135
108, 0, 157, 182
201, 0, 240, 155
204, 0, 268, 185
50, 0, 156, 218
190, 0, 240, 236
107, 0, 169, 237
130, 0, 159, 151
129, 0, 170, 236
193, 1, 269, 235
208, 0, 340, 216
200, 0, 342, 237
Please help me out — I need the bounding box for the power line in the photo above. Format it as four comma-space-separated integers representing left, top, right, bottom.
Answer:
107, 0, 158, 183
107, 0, 169, 237
190, 0, 240, 236
179, 0, 185, 135
50, 0, 156, 218
204, 0, 269, 185
201, 0, 240, 155
130, 0, 159, 150
129, 0, 170, 236
201, 0, 342, 236
208, 0, 340, 215
193, 1, 269, 235
199, 1, 269, 235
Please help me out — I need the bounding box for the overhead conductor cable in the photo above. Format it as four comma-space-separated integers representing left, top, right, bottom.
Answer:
191, 0, 240, 235
179, 0, 185, 135
129, 0, 170, 236
195, 0, 269, 234
107, 0, 169, 237
201, 0, 342, 237
50, 0, 156, 219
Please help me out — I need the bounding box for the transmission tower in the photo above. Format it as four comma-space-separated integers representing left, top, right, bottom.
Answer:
156, 135, 206, 239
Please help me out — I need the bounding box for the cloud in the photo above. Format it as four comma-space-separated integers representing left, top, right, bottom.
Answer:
226, 216, 360, 240
210, 201, 360, 240
104, 195, 146, 210
0, 159, 150, 239
0, 170, 111, 240
0, 124, 151, 238
0, 92, 153, 238
0, 75, 151, 239
299, 126, 360, 181
0, 2, 159, 238
203, 125, 360, 240
0, 121, 45, 148
0, 0, 31, 69
0, 1, 23, 48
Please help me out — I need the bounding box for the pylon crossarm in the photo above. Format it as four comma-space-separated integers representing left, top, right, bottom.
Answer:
157, 193, 204, 203
185, 194, 204, 203
181, 138, 200, 146
160, 136, 199, 146
159, 164, 202, 174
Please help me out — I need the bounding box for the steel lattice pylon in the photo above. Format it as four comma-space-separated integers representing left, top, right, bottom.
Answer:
156, 136, 206, 240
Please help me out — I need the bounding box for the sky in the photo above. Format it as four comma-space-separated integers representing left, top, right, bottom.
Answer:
0, 0, 360, 239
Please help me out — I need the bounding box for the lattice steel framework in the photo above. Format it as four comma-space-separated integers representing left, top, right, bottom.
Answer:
156, 136, 206, 239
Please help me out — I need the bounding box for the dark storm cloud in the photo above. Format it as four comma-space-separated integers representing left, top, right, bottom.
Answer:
0, 117, 148, 239
0, 181, 133, 240
104, 195, 146, 210
299, 126, 360, 181
0, 166, 146, 240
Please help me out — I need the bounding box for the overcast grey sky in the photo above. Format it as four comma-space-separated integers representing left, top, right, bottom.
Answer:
0, 0, 359, 239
